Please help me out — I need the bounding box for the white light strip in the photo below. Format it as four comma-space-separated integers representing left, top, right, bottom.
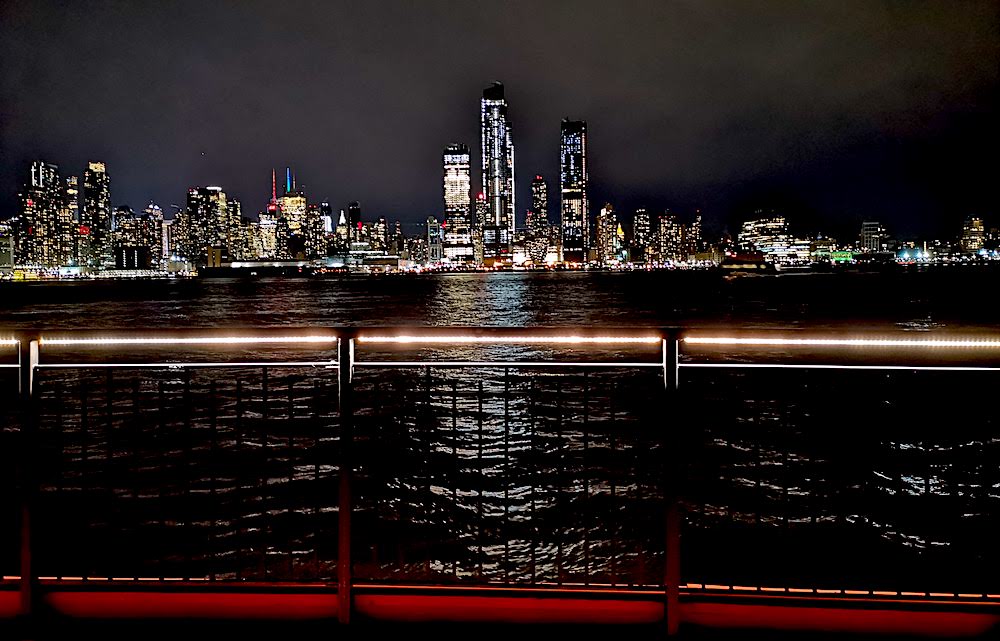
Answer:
358, 335, 661, 345
38, 361, 337, 369
684, 337, 1000, 348
682, 363, 1000, 372
39, 336, 338, 346
0, 339, 19, 347
355, 361, 661, 368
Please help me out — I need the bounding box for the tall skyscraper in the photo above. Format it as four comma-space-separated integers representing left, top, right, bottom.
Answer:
560, 119, 589, 262
442, 143, 474, 263
82, 161, 112, 267
348, 201, 362, 241
859, 221, 889, 253
480, 82, 515, 261
596, 203, 621, 265
633, 208, 652, 262
527, 175, 548, 237
180, 185, 230, 264
13, 161, 75, 267
960, 217, 985, 253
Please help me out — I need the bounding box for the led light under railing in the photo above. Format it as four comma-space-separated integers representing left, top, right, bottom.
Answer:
358, 335, 662, 345
683, 337, 1000, 348
39, 335, 338, 346
0, 339, 19, 347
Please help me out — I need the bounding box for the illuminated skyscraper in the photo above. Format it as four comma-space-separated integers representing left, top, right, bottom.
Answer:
348, 201, 362, 237
560, 119, 589, 262
180, 185, 230, 264
596, 204, 621, 265
632, 208, 652, 262
960, 217, 985, 253
480, 82, 515, 261
82, 161, 112, 267
12, 161, 75, 267
859, 220, 889, 252
527, 175, 548, 237
442, 143, 474, 263
525, 175, 549, 264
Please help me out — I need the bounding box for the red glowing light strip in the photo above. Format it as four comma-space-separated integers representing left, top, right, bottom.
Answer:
684, 337, 1000, 348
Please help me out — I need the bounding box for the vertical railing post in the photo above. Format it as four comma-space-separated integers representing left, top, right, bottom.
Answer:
662, 330, 681, 636
17, 335, 39, 626
337, 332, 355, 624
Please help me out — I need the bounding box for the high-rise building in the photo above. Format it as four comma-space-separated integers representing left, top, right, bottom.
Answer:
860, 221, 889, 253
12, 161, 75, 267
179, 185, 230, 264
742, 214, 810, 263
560, 119, 589, 262
480, 82, 515, 261
348, 201, 362, 241
595, 204, 622, 265
632, 208, 652, 263
524, 175, 549, 265
527, 175, 548, 237
426, 215, 443, 264
279, 167, 311, 258
658, 212, 685, 263
65, 175, 80, 264
255, 212, 279, 259
960, 217, 985, 253
442, 143, 474, 263
82, 161, 112, 267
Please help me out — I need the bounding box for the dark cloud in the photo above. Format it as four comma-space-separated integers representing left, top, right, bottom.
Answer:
1, 0, 996, 239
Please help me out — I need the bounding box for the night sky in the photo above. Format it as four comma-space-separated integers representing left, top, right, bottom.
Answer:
1, 1, 996, 239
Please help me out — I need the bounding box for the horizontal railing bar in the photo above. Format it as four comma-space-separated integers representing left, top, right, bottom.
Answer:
681, 363, 1000, 372
354, 361, 662, 368
36, 361, 338, 369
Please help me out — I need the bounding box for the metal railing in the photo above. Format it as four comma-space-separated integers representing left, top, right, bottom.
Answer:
1, 327, 998, 633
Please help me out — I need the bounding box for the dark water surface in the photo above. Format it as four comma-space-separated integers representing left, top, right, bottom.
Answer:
0, 267, 997, 330
1, 270, 997, 594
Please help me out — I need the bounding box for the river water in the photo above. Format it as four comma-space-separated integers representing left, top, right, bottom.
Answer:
0, 268, 996, 593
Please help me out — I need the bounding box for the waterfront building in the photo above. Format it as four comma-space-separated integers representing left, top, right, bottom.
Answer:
480, 82, 515, 262
427, 215, 443, 264
12, 160, 76, 267
688, 211, 703, 257
960, 217, 985, 253
472, 191, 489, 264
348, 201, 362, 241
82, 161, 113, 267
595, 204, 623, 265
254, 212, 279, 259
65, 175, 80, 264
373, 217, 389, 253
658, 212, 686, 263
560, 119, 589, 263
860, 221, 890, 253
524, 175, 549, 265
278, 168, 312, 259
442, 143, 474, 263
178, 185, 232, 264
741, 214, 810, 263
632, 208, 653, 263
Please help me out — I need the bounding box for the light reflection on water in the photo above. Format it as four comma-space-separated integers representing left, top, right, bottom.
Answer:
2, 270, 998, 590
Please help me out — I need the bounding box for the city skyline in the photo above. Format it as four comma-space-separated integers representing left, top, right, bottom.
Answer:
1, 1, 996, 240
